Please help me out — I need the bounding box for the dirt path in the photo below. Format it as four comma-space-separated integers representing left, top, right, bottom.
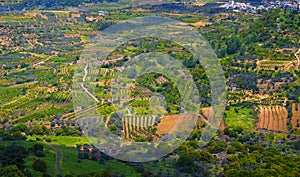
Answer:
17, 55, 53, 72
33, 56, 52, 66
81, 64, 100, 103
47, 143, 63, 177
105, 116, 111, 127
295, 48, 300, 70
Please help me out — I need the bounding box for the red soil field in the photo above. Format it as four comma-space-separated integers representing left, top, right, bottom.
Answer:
256, 106, 288, 132
268, 108, 273, 130
156, 115, 180, 134
273, 106, 279, 131
292, 103, 300, 129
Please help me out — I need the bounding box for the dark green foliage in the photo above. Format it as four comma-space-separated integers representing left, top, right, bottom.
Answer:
42, 172, 52, 177
32, 159, 47, 172
183, 57, 196, 68
226, 36, 242, 55
0, 165, 26, 177
134, 136, 148, 142
287, 85, 300, 102
78, 151, 89, 160
229, 72, 259, 93
10, 124, 28, 133
45, 137, 52, 142
176, 153, 195, 172
224, 128, 238, 138
227, 146, 237, 154
33, 143, 43, 153
33, 143, 45, 157
0, 144, 28, 170
207, 141, 227, 154
29, 125, 49, 135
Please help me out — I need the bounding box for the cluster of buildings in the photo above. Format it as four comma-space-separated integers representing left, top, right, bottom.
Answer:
220, 0, 300, 13
262, 0, 300, 11
220, 1, 257, 13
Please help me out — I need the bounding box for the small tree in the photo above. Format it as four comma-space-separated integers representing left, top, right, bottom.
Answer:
32, 159, 47, 172
227, 146, 237, 154
33, 143, 44, 153
45, 138, 52, 143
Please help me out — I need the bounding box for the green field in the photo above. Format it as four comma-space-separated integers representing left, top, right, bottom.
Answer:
0, 16, 36, 22
2, 138, 142, 176
225, 106, 258, 130
58, 145, 141, 176
27, 135, 91, 147
0, 87, 23, 105
26, 136, 142, 176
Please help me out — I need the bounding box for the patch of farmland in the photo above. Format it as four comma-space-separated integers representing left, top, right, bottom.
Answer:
156, 76, 168, 85
122, 115, 155, 140
59, 66, 69, 76
257, 60, 293, 71
192, 21, 212, 28
156, 115, 180, 134
156, 113, 199, 136
256, 106, 288, 132
292, 103, 300, 129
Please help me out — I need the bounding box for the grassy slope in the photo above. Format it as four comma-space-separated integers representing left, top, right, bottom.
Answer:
27, 136, 142, 176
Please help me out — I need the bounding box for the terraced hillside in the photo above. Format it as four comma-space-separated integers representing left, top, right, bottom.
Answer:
256, 106, 288, 133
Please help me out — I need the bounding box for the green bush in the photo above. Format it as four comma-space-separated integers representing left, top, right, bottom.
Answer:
227, 146, 237, 154
32, 159, 47, 172
45, 138, 52, 143
35, 150, 46, 157
33, 143, 43, 153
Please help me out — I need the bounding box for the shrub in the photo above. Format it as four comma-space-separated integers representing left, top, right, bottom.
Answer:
227, 146, 237, 154
102, 169, 112, 177
45, 138, 52, 143
33, 143, 44, 153
78, 152, 88, 159
32, 159, 47, 172
35, 150, 46, 157
42, 173, 51, 177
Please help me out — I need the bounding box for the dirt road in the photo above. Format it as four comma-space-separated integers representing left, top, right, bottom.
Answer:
295, 48, 300, 70
47, 143, 63, 176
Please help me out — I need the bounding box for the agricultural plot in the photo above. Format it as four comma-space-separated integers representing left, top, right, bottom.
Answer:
0, 15, 37, 22
155, 113, 199, 135
0, 84, 73, 125
257, 60, 294, 71
192, 21, 212, 28
292, 103, 300, 130
122, 115, 155, 140
61, 103, 104, 120
0, 87, 23, 104
225, 106, 258, 130
59, 66, 70, 76
156, 76, 169, 85
156, 115, 181, 134
256, 106, 288, 132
